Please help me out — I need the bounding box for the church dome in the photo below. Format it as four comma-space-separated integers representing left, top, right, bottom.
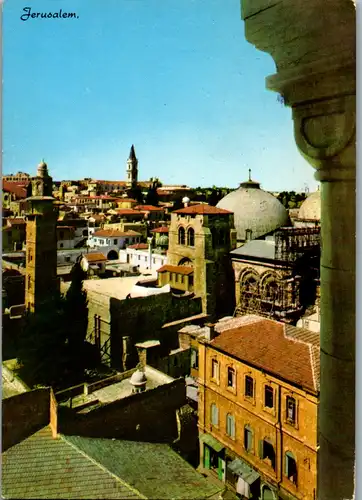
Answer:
158, 234, 169, 247
298, 191, 321, 221
130, 369, 147, 387
217, 177, 288, 241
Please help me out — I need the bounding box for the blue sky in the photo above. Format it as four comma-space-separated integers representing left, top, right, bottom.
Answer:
3, 0, 318, 191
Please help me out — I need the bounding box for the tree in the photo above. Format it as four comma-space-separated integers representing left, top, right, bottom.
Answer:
65, 259, 89, 376
17, 293, 68, 388
145, 185, 159, 207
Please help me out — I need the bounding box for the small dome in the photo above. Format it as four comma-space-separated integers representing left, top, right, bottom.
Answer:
130, 369, 147, 387
298, 191, 321, 221
217, 177, 288, 241
182, 196, 190, 204
158, 234, 169, 247
37, 159, 48, 178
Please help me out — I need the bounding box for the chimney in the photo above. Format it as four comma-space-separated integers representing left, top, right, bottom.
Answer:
49, 388, 58, 439
204, 323, 217, 341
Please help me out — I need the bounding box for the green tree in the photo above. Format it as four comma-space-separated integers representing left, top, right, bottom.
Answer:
145, 185, 159, 207
65, 259, 89, 376
18, 293, 68, 388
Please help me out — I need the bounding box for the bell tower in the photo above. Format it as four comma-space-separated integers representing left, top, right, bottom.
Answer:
126, 145, 138, 188
25, 160, 58, 312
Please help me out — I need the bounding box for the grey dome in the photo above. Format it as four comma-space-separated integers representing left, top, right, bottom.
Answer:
130, 370, 147, 386
158, 234, 169, 247
298, 191, 321, 221
217, 179, 289, 241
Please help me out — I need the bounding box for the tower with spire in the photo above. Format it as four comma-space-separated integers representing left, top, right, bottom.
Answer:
25, 160, 58, 312
126, 145, 138, 188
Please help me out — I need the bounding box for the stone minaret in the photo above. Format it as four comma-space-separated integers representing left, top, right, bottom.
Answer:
25, 160, 58, 312
126, 145, 138, 188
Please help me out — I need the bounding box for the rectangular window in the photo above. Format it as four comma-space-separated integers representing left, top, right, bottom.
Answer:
264, 385, 274, 408
189, 274, 194, 286
211, 403, 219, 425
245, 375, 254, 398
114, 239, 117, 244
181, 275, 184, 284
259, 440, 276, 470
285, 452, 298, 484
226, 414, 235, 439
191, 348, 199, 369
244, 426, 253, 452
286, 396, 296, 424
227, 367, 235, 388
211, 359, 219, 380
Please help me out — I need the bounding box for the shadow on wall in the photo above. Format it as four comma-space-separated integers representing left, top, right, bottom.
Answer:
109, 294, 202, 370
57, 377, 186, 444
2, 388, 51, 451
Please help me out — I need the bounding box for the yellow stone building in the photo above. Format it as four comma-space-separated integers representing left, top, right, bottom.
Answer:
158, 203, 237, 318
198, 315, 319, 500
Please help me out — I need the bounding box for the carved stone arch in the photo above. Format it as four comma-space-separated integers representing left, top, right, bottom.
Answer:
239, 267, 260, 285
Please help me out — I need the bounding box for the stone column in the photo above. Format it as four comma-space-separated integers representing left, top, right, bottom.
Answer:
240, 1, 356, 498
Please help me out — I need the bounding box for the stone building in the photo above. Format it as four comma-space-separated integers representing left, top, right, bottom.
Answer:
197, 315, 319, 500
294, 191, 321, 228
24, 161, 58, 312
160, 203, 237, 318
231, 227, 320, 323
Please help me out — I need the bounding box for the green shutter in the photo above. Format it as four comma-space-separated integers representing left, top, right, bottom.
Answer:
259, 440, 264, 458
204, 445, 211, 469
218, 457, 224, 481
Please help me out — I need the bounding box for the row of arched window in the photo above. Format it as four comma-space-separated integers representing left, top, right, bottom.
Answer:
178, 227, 195, 246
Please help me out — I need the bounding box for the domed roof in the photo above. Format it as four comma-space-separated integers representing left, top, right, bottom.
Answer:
130, 369, 147, 386
298, 191, 321, 221
216, 176, 289, 241
158, 234, 169, 246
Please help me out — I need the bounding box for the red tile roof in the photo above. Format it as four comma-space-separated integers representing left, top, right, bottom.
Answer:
157, 264, 194, 275
83, 252, 107, 262
135, 205, 164, 212
127, 243, 149, 250
6, 218, 26, 226
210, 317, 319, 393
92, 229, 141, 238
114, 208, 142, 215
3, 181, 27, 199
118, 198, 138, 203
151, 226, 169, 233
174, 204, 232, 215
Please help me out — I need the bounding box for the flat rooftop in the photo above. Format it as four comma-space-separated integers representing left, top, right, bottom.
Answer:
71, 366, 174, 412
83, 273, 158, 301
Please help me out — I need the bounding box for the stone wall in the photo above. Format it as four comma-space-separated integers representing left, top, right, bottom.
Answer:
58, 377, 186, 443
3, 387, 51, 451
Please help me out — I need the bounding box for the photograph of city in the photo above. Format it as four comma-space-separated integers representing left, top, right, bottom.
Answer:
1, 1, 356, 499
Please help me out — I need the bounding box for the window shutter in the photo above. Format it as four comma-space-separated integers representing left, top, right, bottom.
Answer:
259, 440, 264, 458
285, 454, 289, 477
204, 445, 210, 469
232, 416, 235, 439
215, 406, 219, 425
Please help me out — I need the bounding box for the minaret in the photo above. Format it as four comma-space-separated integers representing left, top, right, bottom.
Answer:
25, 160, 58, 313
126, 145, 138, 188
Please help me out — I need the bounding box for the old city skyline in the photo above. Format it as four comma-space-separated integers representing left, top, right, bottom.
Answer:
3, 0, 318, 192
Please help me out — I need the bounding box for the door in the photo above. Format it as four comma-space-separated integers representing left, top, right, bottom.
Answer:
218, 457, 225, 481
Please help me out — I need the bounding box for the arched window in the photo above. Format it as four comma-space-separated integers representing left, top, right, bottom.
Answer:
187, 228, 195, 246
226, 414, 235, 439
285, 451, 297, 484
210, 403, 219, 425
178, 227, 185, 245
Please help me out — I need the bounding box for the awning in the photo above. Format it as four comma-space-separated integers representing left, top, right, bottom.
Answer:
199, 433, 224, 453
228, 459, 260, 485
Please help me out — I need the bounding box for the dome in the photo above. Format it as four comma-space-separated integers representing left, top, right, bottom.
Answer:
298, 191, 321, 221
37, 159, 48, 178
182, 196, 190, 204
217, 178, 289, 241
158, 234, 169, 247
130, 369, 147, 387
